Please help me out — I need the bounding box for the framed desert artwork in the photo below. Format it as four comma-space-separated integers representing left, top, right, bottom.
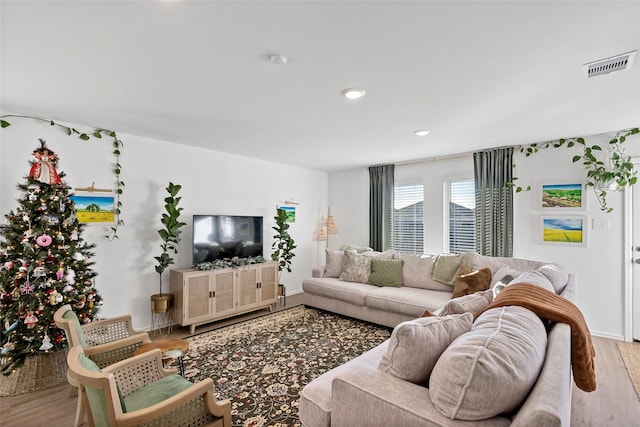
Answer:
70, 191, 117, 225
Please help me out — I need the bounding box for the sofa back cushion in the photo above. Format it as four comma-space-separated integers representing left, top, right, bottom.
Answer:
395, 253, 452, 292
368, 259, 404, 287
324, 249, 345, 278
472, 254, 546, 275
429, 306, 547, 420
432, 289, 494, 316
339, 250, 394, 284
378, 313, 473, 385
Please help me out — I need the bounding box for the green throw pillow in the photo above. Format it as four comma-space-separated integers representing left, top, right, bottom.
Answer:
369, 259, 404, 287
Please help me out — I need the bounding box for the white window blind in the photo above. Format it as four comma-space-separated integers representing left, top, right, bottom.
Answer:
393, 185, 424, 254
447, 179, 476, 253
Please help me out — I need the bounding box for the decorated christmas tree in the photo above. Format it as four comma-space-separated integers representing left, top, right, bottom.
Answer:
0, 139, 103, 374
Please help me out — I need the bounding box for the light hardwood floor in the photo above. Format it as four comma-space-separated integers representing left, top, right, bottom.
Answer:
1, 293, 638, 426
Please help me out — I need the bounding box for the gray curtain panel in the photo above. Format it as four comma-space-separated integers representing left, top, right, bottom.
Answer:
473, 147, 513, 257
369, 164, 394, 251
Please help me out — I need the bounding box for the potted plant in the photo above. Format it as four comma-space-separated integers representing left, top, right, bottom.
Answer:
152, 182, 187, 313
271, 208, 297, 286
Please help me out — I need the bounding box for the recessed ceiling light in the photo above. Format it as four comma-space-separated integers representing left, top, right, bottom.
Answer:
269, 54, 288, 65
341, 88, 366, 100
414, 129, 431, 136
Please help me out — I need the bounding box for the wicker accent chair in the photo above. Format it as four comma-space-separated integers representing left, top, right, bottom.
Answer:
67, 345, 232, 427
54, 304, 151, 427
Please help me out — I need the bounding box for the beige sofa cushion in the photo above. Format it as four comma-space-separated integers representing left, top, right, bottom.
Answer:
537, 262, 569, 294
510, 270, 555, 293
339, 250, 394, 284
324, 249, 345, 278
368, 259, 404, 287
378, 313, 473, 385
429, 306, 547, 420
432, 289, 493, 316
395, 253, 452, 292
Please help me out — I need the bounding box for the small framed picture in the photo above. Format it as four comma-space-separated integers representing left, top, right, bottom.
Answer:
540, 182, 585, 210
539, 215, 587, 246
278, 205, 296, 223
69, 191, 117, 225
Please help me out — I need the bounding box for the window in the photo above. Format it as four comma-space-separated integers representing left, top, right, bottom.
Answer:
393, 185, 424, 253
446, 179, 476, 253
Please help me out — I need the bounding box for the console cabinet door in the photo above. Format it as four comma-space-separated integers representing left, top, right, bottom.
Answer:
258, 263, 278, 304
236, 267, 259, 311
212, 269, 236, 317
181, 271, 213, 325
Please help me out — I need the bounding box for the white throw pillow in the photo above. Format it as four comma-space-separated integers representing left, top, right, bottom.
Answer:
537, 263, 569, 294
378, 313, 473, 385
433, 289, 494, 316
489, 265, 522, 289
510, 270, 555, 293
429, 306, 547, 420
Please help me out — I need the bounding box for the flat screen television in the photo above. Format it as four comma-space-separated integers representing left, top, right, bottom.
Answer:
192, 215, 264, 265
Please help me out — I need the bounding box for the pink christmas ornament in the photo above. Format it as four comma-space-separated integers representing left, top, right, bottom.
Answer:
36, 234, 52, 247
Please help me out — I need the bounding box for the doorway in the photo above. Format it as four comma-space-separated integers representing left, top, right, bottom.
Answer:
626, 157, 640, 341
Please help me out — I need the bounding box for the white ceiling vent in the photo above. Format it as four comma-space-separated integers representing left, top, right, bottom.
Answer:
584, 50, 637, 78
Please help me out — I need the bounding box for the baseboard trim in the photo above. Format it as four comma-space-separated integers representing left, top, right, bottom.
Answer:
590, 330, 625, 341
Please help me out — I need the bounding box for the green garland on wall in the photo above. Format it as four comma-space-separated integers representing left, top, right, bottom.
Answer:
510, 127, 639, 212
1, 114, 125, 239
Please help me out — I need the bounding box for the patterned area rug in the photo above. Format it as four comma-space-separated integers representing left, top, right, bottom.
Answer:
171, 306, 391, 427
617, 341, 640, 400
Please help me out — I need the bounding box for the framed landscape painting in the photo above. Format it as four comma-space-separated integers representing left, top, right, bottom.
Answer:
539, 215, 587, 246
69, 191, 117, 224
540, 182, 585, 210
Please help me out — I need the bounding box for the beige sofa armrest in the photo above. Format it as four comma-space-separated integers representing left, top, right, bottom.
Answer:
510, 323, 572, 427
331, 369, 511, 427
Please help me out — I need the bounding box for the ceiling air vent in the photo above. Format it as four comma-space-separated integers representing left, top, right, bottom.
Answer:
584, 50, 637, 78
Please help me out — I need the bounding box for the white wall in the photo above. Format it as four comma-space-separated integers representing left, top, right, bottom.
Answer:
0, 116, 328, 330
329, 132, 640, 340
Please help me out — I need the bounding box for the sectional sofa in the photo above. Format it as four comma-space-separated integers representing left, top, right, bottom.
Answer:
300, 249, 578, 426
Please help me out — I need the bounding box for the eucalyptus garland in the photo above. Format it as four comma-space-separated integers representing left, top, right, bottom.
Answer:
197, 256, 266, 271
510, 127, 639, 212
0, 115, 124, 239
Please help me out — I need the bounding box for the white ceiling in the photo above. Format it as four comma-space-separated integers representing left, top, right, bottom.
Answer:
2, 0, 639, 172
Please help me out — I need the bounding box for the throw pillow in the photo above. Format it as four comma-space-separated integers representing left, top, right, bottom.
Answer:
489, 265, 522, 289
324, 249, 345, 278
378, 313, 473, 385
368, 259, 404, 287
433, 289, 494, 316
339, 251, 373, 284
537, 263, 569, 294
340, 244, 374, 253
429, 306, 547, 420
511, 270, 555, 293
451, 266, 492, 298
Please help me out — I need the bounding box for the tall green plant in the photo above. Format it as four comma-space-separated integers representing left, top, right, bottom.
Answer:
154, 183, 187, 294
271, 208, 297, 283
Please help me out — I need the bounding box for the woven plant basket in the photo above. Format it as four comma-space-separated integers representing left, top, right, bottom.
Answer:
0, 348, 68, 396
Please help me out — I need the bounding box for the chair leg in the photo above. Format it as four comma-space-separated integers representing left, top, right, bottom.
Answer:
73, 394, 84, 427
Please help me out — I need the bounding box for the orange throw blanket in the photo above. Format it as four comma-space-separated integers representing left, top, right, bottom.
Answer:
475, 283, 596, 392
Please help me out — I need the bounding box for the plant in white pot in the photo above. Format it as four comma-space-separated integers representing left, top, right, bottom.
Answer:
152, 182, 187, 313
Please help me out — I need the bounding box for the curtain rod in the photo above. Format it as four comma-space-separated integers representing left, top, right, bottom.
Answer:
368, 145, 516, 169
